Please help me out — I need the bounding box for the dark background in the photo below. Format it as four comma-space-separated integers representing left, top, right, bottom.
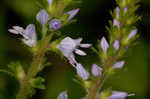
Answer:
0, 0, 149, 99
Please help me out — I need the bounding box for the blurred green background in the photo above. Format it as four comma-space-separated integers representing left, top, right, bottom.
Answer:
0, 0, 149, 99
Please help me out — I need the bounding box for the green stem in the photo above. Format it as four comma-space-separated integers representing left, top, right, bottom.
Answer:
88, 56, 118, 99
16, 33, 53, 99
88, 71, 108, 99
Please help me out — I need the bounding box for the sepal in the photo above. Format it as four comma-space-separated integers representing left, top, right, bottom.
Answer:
30, 77, 46, 90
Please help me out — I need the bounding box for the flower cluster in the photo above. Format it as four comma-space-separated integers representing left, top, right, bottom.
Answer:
8, 0, 79, 48
57, 0, 140, 99
5, 0, 140, 99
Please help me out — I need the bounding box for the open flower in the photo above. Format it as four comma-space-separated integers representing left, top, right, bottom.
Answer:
8, 24, 36, 47
58, 37, 91, 66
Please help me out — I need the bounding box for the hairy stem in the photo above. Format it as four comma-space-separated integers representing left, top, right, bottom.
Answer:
16, 33, 53, 99
88, 71, 108, 99
88, 56, 118, 99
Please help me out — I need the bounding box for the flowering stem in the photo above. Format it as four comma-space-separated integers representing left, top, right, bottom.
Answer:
88, 56, 119, 99
16, 32, 54, 99
88, 71, 108, 99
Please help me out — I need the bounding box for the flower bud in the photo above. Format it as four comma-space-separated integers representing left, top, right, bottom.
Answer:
76, 63, 89, 80
91, 64, 102, 77
49, 19, 62, 30
57, 91, 68, 99
100, 37, 109, 54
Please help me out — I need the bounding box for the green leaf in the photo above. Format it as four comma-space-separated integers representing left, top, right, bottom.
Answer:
8, 62, 25, 80
30, 77, 46, 90
0, 69, 15, 78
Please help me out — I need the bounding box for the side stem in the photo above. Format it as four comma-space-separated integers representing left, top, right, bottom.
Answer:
88, 71, 108, 99
16, 33, 53, 99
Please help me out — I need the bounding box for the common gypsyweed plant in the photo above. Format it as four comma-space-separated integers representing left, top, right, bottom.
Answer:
0, 0, 140, 99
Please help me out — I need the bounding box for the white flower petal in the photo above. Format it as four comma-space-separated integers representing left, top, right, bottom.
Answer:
74, 38, 82, 46
8, 29, 19, 34
13, 26, 24, 33
80, 44, 92, 48
75, 49, 87, 56
58, 37, 76, 57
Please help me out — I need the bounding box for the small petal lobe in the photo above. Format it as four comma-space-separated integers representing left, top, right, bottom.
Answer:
75, 49, 87, 56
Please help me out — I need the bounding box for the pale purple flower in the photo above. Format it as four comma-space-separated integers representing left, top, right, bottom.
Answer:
109, 91, 128, 99
57, 91, 68, 99
48, 0, 53, 6
67, 8, 80, 22
113, 19, 120, 29
113, 40, 120, 51
100, 37, 109, 53
124, 7, 128, 13
112, 61, 125, 69
116, 7, 120, 18
76, 63, 89, 80
58, 37, 91, 66
36, 9, 50, 27
91, 64, 102, 77
8, 24, 37, 47
127, 29, 137, 41
49, 19, 62, 30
